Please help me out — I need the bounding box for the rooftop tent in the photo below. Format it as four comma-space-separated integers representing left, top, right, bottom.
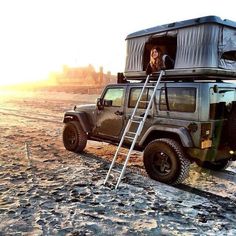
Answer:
124, 16, 236, 75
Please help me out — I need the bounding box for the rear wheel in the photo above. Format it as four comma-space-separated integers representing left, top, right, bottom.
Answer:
143, 138, 190, 185
63, 121, 87, 153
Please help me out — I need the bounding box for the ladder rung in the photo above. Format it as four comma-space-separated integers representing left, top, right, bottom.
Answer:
139, 100, 149, 103
124, 135, 135, 140
112, 169, 121, 174
126, 131, 136, 136
118, 152, 129, 156
131, 120, 141, 124
132, 116, 143, 120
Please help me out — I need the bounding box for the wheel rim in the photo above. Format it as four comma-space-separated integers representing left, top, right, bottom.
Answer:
152, 151, 172, 175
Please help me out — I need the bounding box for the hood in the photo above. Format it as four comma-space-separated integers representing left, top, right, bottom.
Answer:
75, 104, 96, 112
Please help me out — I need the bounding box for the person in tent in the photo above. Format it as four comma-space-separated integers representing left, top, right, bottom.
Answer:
146, 46, 174, 74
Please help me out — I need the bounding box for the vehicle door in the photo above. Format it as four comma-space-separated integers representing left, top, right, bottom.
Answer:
95, 86, 125, 139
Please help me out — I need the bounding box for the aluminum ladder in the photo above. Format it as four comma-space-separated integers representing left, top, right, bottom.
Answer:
104, 70, 165, 189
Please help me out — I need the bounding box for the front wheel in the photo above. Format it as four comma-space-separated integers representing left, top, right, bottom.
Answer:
143, 138, 190, 185
63, 121, 87, 153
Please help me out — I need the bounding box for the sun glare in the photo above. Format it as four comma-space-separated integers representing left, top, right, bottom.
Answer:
0, 68, 48, 86
0, 54, 63, 87
0, 1, 126, 88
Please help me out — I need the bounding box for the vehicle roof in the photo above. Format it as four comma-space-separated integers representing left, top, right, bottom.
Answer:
124, 68, 236, 80
108, 81, 236, 88
126, 15, 236, 39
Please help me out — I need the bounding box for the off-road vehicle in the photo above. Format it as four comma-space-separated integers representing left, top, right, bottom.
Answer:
62, 16, 236, 185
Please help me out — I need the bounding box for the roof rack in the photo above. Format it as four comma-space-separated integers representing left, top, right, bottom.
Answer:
118, 68, 236, 83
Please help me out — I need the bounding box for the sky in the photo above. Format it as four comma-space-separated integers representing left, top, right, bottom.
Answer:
0, 0, 235, 85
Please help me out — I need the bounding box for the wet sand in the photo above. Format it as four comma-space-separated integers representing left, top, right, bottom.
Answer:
0, 90, 236, 235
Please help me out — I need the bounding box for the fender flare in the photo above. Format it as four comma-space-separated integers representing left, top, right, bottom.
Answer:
139, 125, 193, 147
63, 111, 91, 133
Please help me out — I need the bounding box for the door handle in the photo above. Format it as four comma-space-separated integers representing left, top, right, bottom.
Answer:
114, 111, 123, 116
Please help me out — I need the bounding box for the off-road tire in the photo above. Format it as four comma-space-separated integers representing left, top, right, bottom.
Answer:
63, 121, 87, 153
197, 159, 231, 171
143, 138, 190, 185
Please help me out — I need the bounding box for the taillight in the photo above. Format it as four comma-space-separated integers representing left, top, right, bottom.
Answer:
201, 123, 211, 139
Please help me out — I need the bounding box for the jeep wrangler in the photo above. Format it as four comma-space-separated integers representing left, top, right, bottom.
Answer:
62, 69, 236, 184
62, 16, 236, 185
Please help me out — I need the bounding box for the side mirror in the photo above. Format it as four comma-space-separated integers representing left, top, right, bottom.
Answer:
97, 98, 104, 110
97, 98, 113, 110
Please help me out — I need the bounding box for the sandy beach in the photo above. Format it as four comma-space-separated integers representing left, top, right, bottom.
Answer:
0, 89, 236, 235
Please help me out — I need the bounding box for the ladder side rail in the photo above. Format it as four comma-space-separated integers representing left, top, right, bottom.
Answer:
130, 75, 150, 120
115, 131, 140, 189
142, 70, 164, 122
104, 72, 164, 188
104, 119, 133, 184
104, 73, 148, 185
136, 70, 164, 136
104, 120, 134, 184
115, 71, 163, 188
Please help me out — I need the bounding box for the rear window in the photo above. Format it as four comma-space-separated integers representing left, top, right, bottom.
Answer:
160, 87, 196, 112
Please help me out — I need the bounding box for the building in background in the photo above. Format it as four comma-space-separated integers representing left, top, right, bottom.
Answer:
51, 64, 115, 85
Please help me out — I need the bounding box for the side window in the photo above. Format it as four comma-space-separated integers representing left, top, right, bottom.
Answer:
129, 88, 153, 109
209, 87, 236, 119
160, 87, 196, 112
103, 88, 124, 107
